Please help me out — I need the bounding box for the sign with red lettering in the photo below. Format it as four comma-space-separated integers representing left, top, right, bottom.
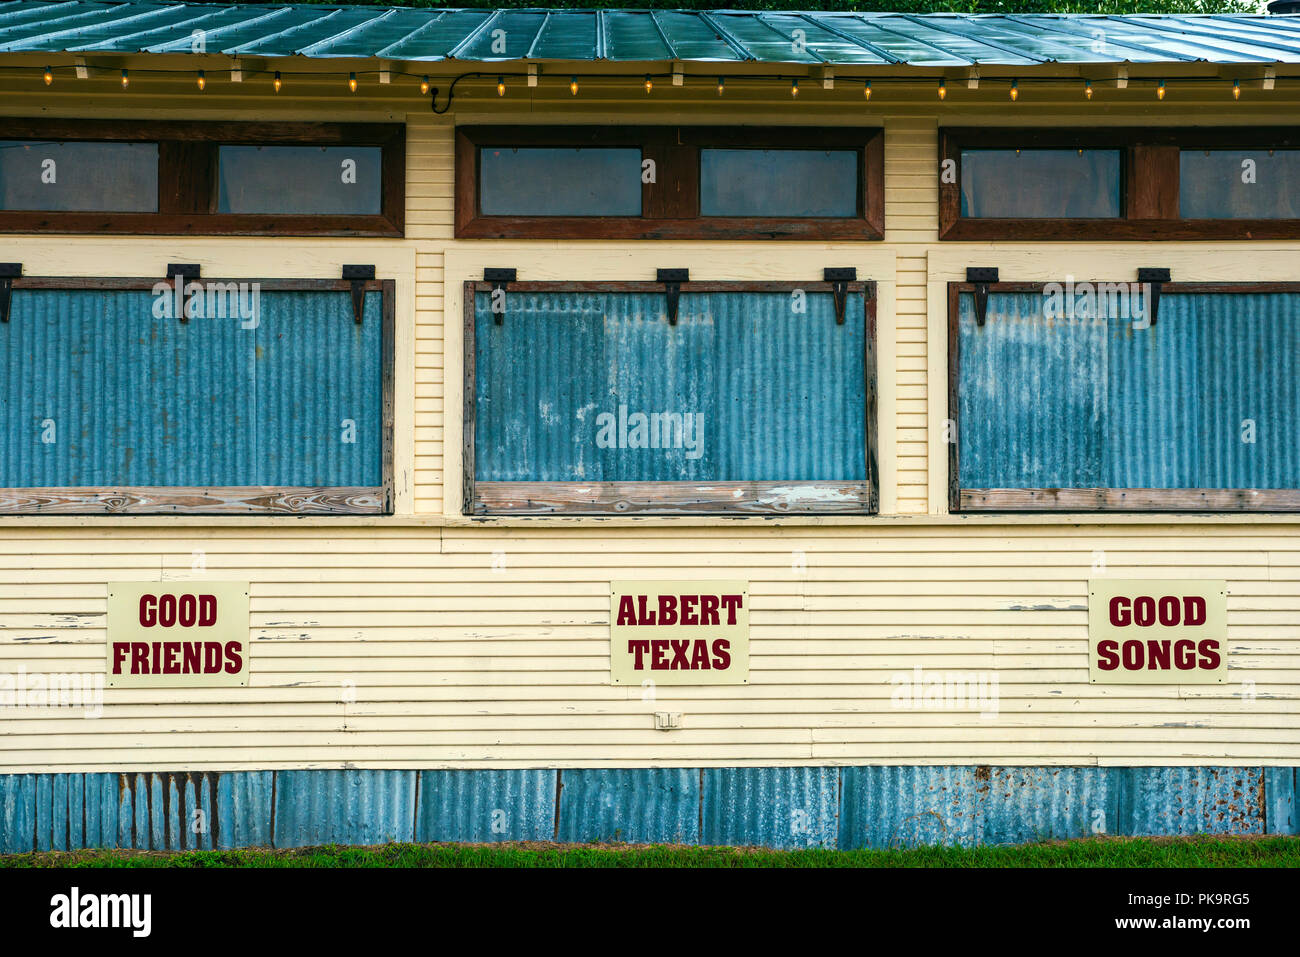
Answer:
1088, 579, 1227, 684
107, 582, 250, 687
610, 581, 748, 685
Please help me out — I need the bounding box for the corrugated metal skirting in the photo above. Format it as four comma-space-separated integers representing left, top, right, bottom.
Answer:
2, 766, 1296, 853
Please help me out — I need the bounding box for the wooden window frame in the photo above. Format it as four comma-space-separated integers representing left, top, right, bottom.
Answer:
0, 276, 395, 515
947, 279, 1300, 513
0, 119, 405, 236
463, 279, 879, 516
455, 126, 884, 240
939, 127, 1300, 241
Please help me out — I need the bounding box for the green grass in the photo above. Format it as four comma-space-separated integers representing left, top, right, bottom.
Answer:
3, 835, 1297, 868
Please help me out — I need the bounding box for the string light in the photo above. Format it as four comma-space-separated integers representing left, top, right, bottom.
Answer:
937, 78, 946, 100
273, 70, 282, 93
717, 76, 724, 96
1233, 78, 1241, 100
497, 76, 505, 96
348, 71, 357, 93
644, 74, 653, 94
790, 78, 799, 97
569, 75, 578, 95
43, 66, 52, 86
863, 79, 871, 101
1157, 79, 1166, 100
196, 69, 205, 91
120, 69, 128, 89
1009, 78, 1019, 101
1084, 79, 1093, 100
419, 75, 430, 95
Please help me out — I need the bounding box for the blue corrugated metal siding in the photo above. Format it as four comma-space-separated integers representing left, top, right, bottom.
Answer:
0, 288, 381, 488
1, 766, 1294, 853
474, 290, 866, 483
959, 290, 1300, 491
415, 769, 556, 842
1, 5, 1297, 65
556, 768, 699, 844
701, 766, 839, 849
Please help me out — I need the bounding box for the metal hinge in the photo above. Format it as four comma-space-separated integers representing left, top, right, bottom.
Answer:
484, 268, 517, 325
0, 263, 20, 324
1137, 267, 1171, 327
824, 267, 857, 325
967, 267, 999, 327
343, 265, 376, 324
657, 268, 689, 325
166, 264, 201, 322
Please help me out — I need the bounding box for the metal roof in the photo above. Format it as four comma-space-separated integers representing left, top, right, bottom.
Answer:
1, 3, 1299, 65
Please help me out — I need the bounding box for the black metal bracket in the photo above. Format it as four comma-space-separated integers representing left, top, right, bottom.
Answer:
657, 269, 689, 325
343, 264, 376, 324
967, 267, 999, 327
823, 267, 857, 325
166, 264, 201, 322
0, 262, 20, 324
484, 268, 517, 325
1137, 268, 1171, 327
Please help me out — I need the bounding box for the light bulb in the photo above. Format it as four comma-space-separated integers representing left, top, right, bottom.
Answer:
1084, 80, 1093, 100
937, 78, 946, 100
1009, 79, 1019, 101
717, 77, 724, 96
1157, 79, 1166, 100
1232, 79, 1241, 100
420, 75, 430, 95
863, 79, 871, 101
791, 78, 799, 97
348, 72, 357, 93
644, 74, 653, 94
196, 70, 205, 91
120, 69, 129, 89
273, 71, 282, 93
43, 66, 52, 86
497, 76, 505, 97
569, 75, 578, 96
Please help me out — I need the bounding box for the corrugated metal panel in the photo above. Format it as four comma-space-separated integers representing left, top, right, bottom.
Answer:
1120, 767, 1266, 836
415, 769, 556, 842
960, 290, 1300, 491
474, 290, 866, 483
556, 768, 699, 844
0, 287, 381, 488
272, 769, 415, 848
0, 4, 1297, 65
702, 766, 838, 849
840, 766, 1117, 849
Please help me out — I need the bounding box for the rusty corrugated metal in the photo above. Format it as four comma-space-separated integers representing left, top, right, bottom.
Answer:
702, 766, 839, 849
415, 769, 556, 842
556, 768, 699, 844
272, 769, 415, 848
0, 287, 381, 488
960, 290, 1300, 491
474, 289, 866, 483
2, 4, 1299, 65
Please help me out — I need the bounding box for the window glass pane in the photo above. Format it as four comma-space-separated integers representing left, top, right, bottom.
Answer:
960, 149, 1121, 218
957, 290, 1300, 491
479, 147, 642, 216
217, 146, 382, 215
700, 148, 858, 217
1179, 149, 1300, 219
0, 287, 381, 487
0, 141, 157, 211
474, 290, 866, 483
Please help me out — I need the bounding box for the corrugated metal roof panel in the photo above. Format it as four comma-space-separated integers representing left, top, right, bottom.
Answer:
0, 3, 1297, 66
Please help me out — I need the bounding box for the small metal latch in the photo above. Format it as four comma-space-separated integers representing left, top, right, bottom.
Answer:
0, 263, 20, 324
967, 267, 999, 327
166, 264, 201, 322
824, 267, 857, 325
343, 265, 376, 324
1137, 267, 1171, 327
484, 268, 516, 325
657, 268, 689, 325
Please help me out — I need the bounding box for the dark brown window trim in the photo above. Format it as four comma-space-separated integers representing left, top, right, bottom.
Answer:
947, 280, 1300, 513
939, 127, 1300, 241
0, 119, 405, 237
0, 276, 395, 516
463, 279, 879, 516
455, 126, 884, 241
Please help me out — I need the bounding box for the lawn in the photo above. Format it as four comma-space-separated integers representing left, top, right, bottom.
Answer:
3, 835, 1297, 868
